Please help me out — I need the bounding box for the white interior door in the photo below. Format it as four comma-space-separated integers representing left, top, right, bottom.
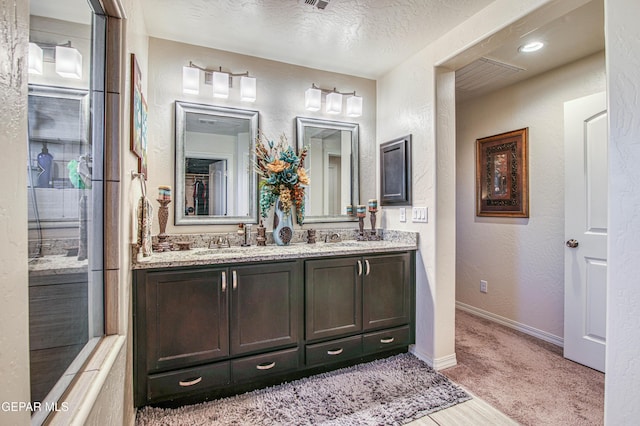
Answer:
564, 91, 607, 373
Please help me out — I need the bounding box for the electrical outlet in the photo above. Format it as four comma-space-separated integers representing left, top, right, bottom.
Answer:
480, 280, 488, 293
399, 207, 406, 222
412, 207, 428, 223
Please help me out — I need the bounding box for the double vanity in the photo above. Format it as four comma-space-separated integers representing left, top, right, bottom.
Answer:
132, 232, 417, 407
131, 99, 417, 407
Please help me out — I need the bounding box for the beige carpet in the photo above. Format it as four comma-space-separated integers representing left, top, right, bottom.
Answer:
442, 309, 604, 426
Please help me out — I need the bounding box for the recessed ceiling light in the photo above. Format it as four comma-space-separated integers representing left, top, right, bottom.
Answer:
519, 41, 544, 53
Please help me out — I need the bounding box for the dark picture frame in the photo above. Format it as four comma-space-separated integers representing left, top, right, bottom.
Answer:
476, 128, 529, 217
130, 53, 147, 177
380, 135, 412, 206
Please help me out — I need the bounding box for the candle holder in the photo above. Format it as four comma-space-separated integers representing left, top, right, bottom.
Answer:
346, 205, 354, 216
256, 221, 267, 246
153, 199, 172, 252
307, 229, 317, 244
356, 205, 367, 241
368, 209, 381, 241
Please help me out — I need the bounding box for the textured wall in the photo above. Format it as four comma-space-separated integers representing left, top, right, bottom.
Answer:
456, 52, 606, 339
144, 37, 377, 235
604, 0, 640, 422
0, 0, 31, 423
119, 0, 150, 424
376, 0, 571, 365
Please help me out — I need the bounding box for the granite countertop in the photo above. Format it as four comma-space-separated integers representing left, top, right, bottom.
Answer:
133, 231, 418, 270
28, 254, 89, 276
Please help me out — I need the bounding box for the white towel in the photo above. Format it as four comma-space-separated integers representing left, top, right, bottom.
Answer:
137, 196, 153, 257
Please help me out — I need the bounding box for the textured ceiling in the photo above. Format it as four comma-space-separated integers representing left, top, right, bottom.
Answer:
30, 0, 604, 100
140, 0, 495, 79
456, 0, 604, 101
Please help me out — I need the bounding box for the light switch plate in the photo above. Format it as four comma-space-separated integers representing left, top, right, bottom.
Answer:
412, 207, 428, 223
399, 207, 406, 222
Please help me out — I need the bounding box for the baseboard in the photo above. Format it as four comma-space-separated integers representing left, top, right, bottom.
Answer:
409, 345, 458, 371
456, 301, 564, 347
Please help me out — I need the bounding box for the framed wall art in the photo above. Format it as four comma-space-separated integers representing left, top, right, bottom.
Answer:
476, 128, 529, 217
380, 135, 412, 206
130, 53, 148, 177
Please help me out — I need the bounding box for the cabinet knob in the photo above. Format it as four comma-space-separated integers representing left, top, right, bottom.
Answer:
365, 259, 370, 276
357, 260, 363, 276
327, 348, 344, 356
178, 376, 202, 387
221, 271, 227, 292
232, 270, 238, 290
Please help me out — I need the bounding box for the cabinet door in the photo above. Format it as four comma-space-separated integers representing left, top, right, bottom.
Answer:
305, 257, 362, 341
230, 261, 300, 355
363, 253, 412, 331
144, 268, 229, 372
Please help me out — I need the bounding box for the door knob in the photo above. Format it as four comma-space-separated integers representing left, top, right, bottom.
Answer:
566, 239, 579, 248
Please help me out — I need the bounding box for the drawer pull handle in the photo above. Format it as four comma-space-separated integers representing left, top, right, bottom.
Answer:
221, 271, 227, 292
256, 361, 276, 370
327, 348, 344, 356
232, 270, 238, 290
178, 376, 202, 387
380, 337, 395, 344
365, 259, 370, 276
357, 260, 363, 276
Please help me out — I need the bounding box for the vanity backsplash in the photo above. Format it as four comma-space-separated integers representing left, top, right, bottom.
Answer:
149, 228, 415, 249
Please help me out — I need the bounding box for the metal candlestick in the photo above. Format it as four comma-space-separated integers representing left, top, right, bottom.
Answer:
153, 199, 172, 252
368, 209, 381, 241
356, 216, 367, 240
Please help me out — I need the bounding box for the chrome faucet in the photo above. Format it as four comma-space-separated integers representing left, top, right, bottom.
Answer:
325, 232, 342, 243
209, 235, 231, 249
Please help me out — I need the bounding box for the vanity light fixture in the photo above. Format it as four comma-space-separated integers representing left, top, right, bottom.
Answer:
212, 71, 230, 98
518, 41, 544, 53
305, 87, 322, 111
28, 43, 43, 75
240, 76, 257, 102
346, 94, 363, 117
304, 83, 362, 117
28, 41, 82, 79
325, 91, 343, 114
182, 66, 200, 94
182, 62, 257, 102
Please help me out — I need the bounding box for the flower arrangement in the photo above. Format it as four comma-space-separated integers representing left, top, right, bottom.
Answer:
255, 132, 309, 225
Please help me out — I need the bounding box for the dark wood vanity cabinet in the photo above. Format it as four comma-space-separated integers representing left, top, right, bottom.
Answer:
142, 268, 229, 373
304, 252, 414, 366
134, 261, 301, 406
230, 262, 301, 355
305, 257, 363, 341
362, 253, 412, 331
134, 250, 414, 407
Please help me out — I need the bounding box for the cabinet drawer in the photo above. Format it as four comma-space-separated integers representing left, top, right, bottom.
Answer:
305, 335, 362, 367
363, 325, 411, 354
232, 347, 299, 383
147, 362, 230, 402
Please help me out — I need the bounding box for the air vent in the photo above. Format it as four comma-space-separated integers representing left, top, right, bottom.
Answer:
301, 0, 332, 10
456, 57, 524, 92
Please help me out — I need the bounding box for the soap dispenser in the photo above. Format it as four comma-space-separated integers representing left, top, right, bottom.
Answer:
37, 143, 54, 188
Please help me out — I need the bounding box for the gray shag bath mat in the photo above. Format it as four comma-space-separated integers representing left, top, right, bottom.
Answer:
136, 353, 471, 425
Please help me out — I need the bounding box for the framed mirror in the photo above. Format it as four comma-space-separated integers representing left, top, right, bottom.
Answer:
295, 117, 359, 223
175, 102, 258, 225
